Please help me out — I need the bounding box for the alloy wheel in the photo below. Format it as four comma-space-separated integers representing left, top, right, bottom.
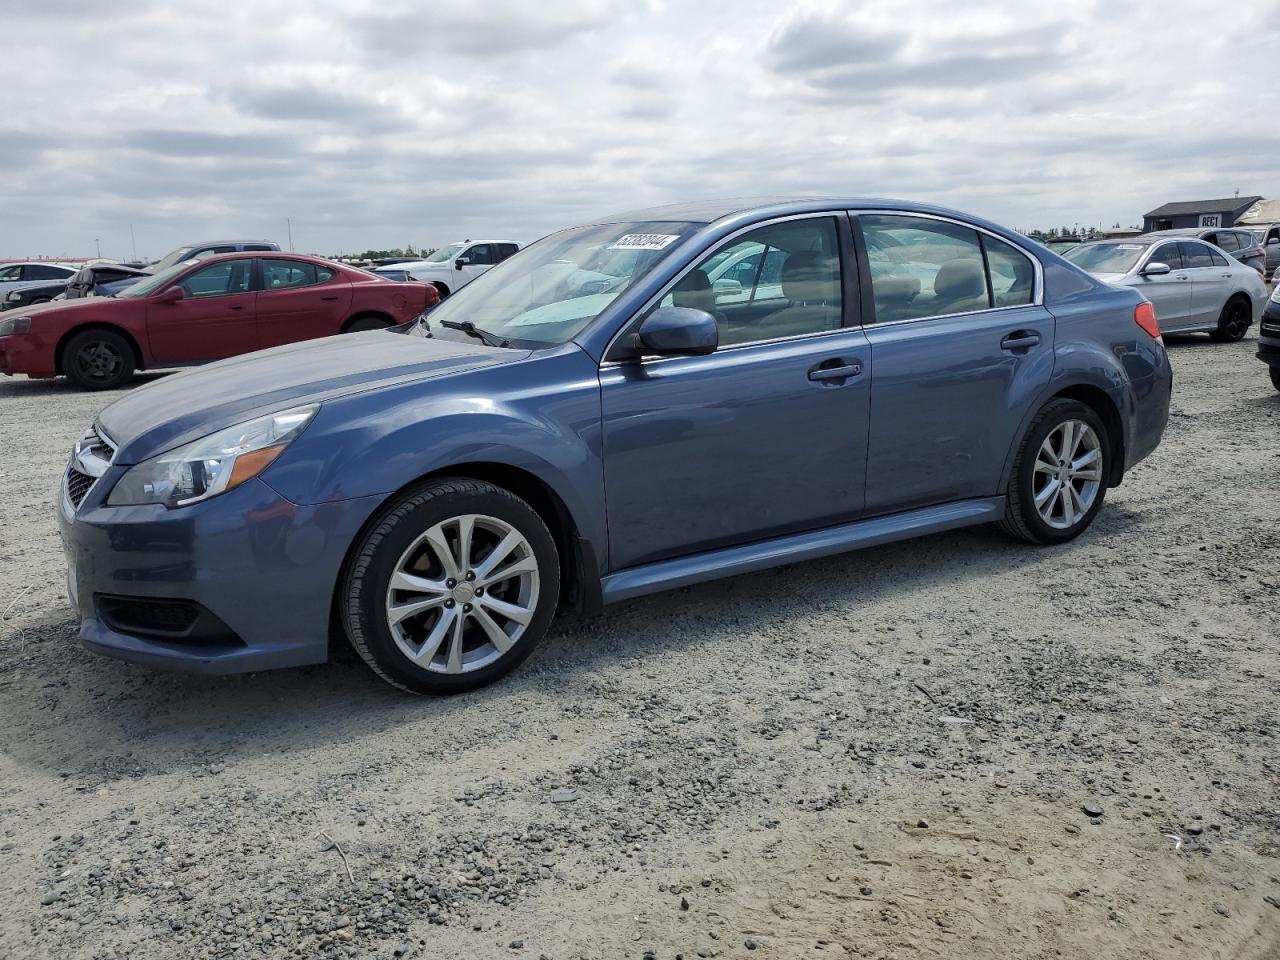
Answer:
76, 341, 123, 383
1032, 419, 1103, 530
384, 514, 540, 674
1222, 301, 1250, 340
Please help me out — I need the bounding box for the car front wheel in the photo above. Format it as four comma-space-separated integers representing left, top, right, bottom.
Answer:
342, 478, 560, 694
1000, 399, 1109, 545
61, 329, 136, 390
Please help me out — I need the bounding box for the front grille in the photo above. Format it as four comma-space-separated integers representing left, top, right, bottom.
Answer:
79, 425, 116, 461
66, 467, 94, 508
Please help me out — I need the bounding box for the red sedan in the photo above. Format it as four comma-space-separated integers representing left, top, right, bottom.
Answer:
0, 253, 439, 389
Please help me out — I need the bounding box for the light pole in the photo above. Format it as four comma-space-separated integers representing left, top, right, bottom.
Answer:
94, 237, 101, 259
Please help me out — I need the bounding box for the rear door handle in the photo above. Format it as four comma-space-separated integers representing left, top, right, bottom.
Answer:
1000, 331, 1041, 351
808, 361, 862, 382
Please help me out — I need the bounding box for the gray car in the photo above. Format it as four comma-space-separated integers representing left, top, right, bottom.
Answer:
1141, 227, 1267, 275
1064, 236, 1267, 341
1246, 223, 1280, 276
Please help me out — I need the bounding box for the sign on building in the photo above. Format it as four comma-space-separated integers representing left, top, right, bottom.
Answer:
1199, 214, 1221, 228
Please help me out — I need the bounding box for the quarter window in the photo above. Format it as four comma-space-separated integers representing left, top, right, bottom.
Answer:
982, 235, 1034, 306
656, 217, 843, 347
1179, 242, 1213, 269
262, 259, 322, 289
862, 215, 989, 322
26, 264, 75, 280
1209, 249, 1228, 267
179, 260, 252, 298
1213, 232, 1239, 252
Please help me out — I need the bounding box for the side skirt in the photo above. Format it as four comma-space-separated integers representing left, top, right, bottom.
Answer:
600, 496, 1006, 604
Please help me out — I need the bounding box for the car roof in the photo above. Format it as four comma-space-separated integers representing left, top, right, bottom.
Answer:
182, 240, 277, 247
2, 261, 80, 268
1142, 227, 1250, 238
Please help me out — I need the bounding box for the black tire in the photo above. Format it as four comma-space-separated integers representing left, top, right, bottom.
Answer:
1270, 366, 1280, 393
1210, 296, 1252, 342
344, 314, 393, 333
342, 478, 560, 695
60, 328, 136, 391
431, 282, 450, 299
999, 398, 1109, 545
31, 296, 51, 305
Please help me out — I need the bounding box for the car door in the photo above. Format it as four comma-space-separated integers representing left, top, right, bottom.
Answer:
255, 259, 352, 348
857, 213, 1054, 515
1134, 241, 1192, 331
599, 214, 871, 570
145, 258, 259, 363
1180, 240, 1229, 326
453, 244, 496, 289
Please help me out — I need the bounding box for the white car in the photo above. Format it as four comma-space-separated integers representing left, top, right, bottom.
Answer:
1063, 236, 1268, 341
0, 261, 80, 297
374, 240, 521, 298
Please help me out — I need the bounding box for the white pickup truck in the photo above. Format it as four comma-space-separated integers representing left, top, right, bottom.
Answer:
376, 240, 521, 297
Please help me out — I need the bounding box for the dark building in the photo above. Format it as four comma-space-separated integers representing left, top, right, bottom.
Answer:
1142, 196, 1263, 232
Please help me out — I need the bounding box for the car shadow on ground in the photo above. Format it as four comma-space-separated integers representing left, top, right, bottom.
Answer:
0, 370, 174, 398
0, 501, 1147, 779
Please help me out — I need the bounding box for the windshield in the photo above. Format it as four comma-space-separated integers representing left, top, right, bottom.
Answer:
425, 242, 466, 264
116, 262, 191, 298
148, 246, 198, 272
1062, 242, 1148, 274
416, 221, 700, 347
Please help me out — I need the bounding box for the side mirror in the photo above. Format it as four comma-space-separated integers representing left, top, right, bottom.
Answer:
454, 258, 469, 270
154, 285, 185, 303
1141, 261, 1171, 276
627, 306, 719, 358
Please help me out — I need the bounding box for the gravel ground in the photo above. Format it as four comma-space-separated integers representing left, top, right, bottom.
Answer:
1, 335, 1278, 960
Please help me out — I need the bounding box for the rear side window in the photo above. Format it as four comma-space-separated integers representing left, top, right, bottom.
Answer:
1179, 242, 1213, 268
862, 215, 989, 322
1150, 243, 1182, 269
244, 244, 276, 252
495, 243, 519, 262
262, 259, 320, 289
1214, 232, 1240, 252
26, 263, 75, 280
982, 235, 1034, 306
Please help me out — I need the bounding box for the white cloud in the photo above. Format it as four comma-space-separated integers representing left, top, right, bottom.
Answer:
0, 0, 1276, 260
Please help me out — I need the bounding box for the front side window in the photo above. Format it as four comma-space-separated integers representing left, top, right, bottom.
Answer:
179, 260, 252, 298
1179, 242, 1213, 269
415, 220, 701, 347
656, 217, 843, 347
262, 259, 320, 290
464, 244, 494, 266
1149, 243, 1182, 270
862, 215, 988, 322
0, 265, 21, 282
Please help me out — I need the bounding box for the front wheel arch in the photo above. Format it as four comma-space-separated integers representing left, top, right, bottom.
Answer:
54, 323, 144, 376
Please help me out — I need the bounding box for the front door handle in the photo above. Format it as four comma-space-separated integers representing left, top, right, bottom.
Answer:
808, 361, 862, 382
321, 295, 340, 301
229, 304, 245, 311
1000, 331, 1041, 351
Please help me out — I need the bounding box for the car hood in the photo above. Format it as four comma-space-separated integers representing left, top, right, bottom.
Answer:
4, 278, 68, 294
98, 331, 530, 464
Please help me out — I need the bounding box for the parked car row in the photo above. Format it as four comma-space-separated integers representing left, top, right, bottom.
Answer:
2, 262, 149, 312
49, 198, 1177, 695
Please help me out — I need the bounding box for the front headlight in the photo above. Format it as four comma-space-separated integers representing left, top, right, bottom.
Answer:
1270, 282, 1280, 304
107, 404, 318, 507
0, 316, 31, 336
5, 291, 21, 301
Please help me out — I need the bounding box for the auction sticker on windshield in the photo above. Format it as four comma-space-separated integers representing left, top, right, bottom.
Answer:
609, 234, 681, 251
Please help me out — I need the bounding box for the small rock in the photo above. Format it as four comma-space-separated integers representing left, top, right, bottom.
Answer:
744, 939, 758, 950
509, 940, 524, 950
859, 886, 873, 896
548, 789, 579, 804
1213, 903, 1230, 917
916, 820, 929, 829
41, 893, 58, 906
1082, 801, 1104, 818
680, 896, 689, 911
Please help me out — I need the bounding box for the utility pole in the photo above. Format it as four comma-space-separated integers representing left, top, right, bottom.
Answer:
287, 218, 294, 252
130, 224, 137, 262
94, 237, 101, 259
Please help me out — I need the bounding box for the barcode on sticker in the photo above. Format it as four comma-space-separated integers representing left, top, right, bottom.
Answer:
609, 234, 681, 251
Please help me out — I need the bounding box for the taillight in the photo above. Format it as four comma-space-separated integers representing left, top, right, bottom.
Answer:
1134, 301, 1162, 343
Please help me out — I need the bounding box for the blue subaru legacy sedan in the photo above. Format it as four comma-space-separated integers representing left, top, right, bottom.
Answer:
58, 199, 1172, 694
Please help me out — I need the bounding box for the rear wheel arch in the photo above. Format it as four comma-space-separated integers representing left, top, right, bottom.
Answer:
1050, 384, 1125, 487
341, 311, 395, 333
55, 323, 144, 375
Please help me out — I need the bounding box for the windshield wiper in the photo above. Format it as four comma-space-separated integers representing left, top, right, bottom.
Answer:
438, 318, 510, 348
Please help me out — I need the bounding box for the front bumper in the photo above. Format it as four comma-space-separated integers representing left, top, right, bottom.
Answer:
58, 469, 385, 674
1257, 302, 1280, 365
0, 332, 56, 378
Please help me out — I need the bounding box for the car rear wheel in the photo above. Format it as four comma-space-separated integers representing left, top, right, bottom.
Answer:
1270, 366, 1280, 393
342, 478, 560, 695
1000, 399, 1108, 545
1211, 296, 1251, 342
31, 296, 51, 304
61, 329, 136, 391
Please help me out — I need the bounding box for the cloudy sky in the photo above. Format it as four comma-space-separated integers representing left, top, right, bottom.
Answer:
2, 0, 1276, 260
